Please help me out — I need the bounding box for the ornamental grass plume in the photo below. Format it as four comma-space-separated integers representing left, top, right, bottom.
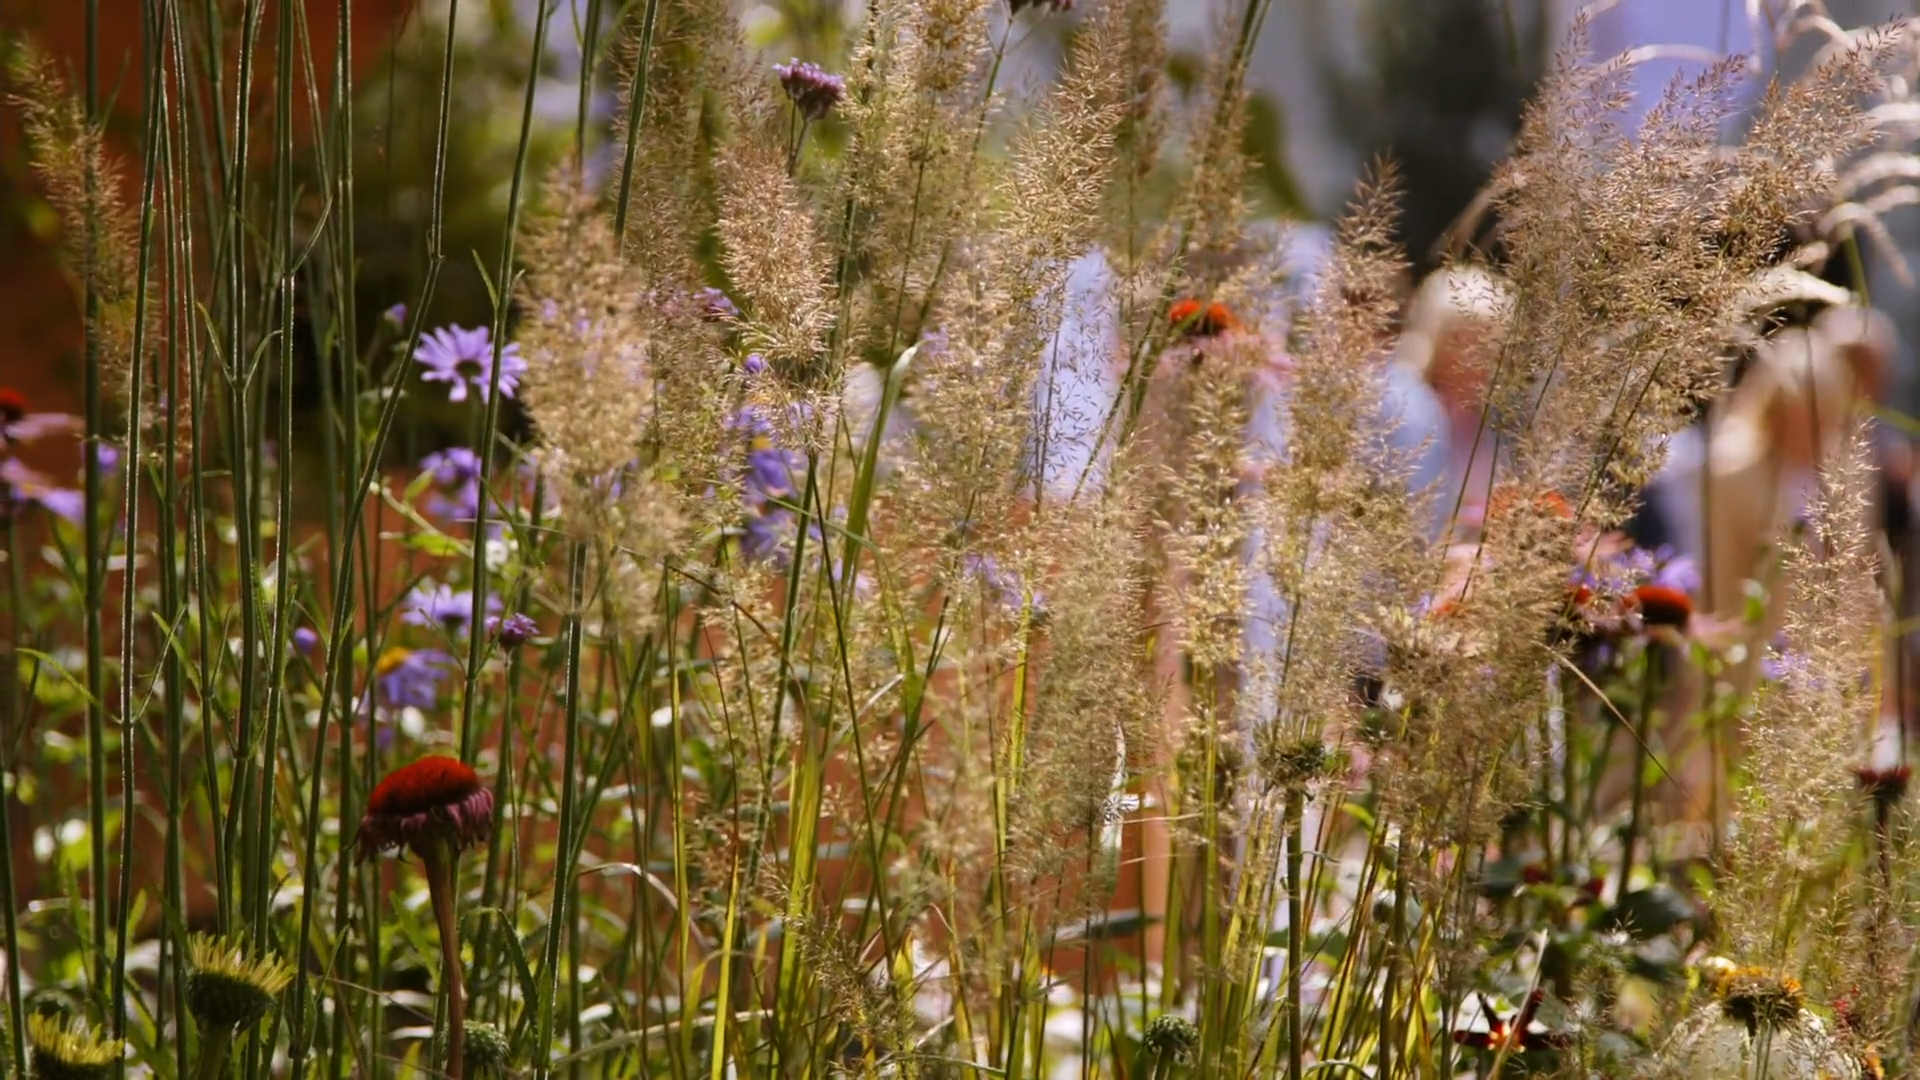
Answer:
25, 1015, 122, 1080
185, 934, 296, 1080
355, 756, 495, 1079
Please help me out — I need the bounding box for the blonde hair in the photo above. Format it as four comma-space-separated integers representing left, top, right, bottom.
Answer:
1391, 264, 1513, 382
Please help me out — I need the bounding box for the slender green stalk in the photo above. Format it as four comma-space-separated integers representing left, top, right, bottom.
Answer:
195, 1025, 236, 1080
1616, 643, 1664, 901
81, 0, 112, 1003
1, 514, 28, 1079
1285, 790, 1306, 1080
461, 0, 554, 764
533, 543, 588, 1079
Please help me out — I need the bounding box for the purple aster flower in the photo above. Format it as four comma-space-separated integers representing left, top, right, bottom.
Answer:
415, 325, 527, 404
292, 627, 321, 657
0, 387, 81, 449
697, 288, 740, 323
401, 582, 501, 637
374, 646, 453, 711
774, 59, 846, 121
1622, 544, 1700, 595
419, 447, 484, 521
488, 612, 538, 650
962, 553, 1027, 611
0, 459, 83, 522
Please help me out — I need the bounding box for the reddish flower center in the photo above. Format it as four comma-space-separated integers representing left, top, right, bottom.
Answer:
0, 388, 26, 425
365, 755, 484, 818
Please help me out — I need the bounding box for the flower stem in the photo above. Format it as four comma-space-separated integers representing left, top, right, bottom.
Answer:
194, 1025, 234, 1080
424, 844, 467, 1079
1616, 642, 1663, 901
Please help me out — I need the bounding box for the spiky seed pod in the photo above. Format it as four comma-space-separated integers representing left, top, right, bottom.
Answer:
186, 934, 296, 1032
1142, 1014, 1199, 1063
463, 1021, 511, 1074
1256, 732, 1335, 793
26, 1015, 122, 1080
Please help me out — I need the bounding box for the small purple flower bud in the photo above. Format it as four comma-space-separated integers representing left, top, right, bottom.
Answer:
384, 303, 408, 328
292, 627, 321, 657
774, 59, 846, 121
742, 353, 768, 376
489, 612, 538, 650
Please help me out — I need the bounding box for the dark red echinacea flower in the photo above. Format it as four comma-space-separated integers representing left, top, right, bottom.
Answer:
1627, 583, 1692, 631
354, 755, 494, 863
356, 755, 494, 1078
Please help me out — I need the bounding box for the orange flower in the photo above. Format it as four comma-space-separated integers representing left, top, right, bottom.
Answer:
1169, 298, 1237, 338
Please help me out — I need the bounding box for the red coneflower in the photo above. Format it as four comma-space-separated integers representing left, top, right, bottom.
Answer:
355, 755, 493, 861
1627, 583, 1692, 630
1169, 298, 1238, 338
1855, 764, 1911, 806
357, 756, 494, 1079
0, 388, 26, 425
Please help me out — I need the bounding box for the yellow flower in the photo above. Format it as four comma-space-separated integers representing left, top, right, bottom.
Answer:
26, 1014, 122, 1080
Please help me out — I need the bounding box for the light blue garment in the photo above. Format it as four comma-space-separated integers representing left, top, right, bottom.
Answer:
1382, 360, 1451, 538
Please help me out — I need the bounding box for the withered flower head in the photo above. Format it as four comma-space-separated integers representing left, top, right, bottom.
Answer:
354, 756, 494, 863
1169, 298, 1238, 338
187, 934, 296, 1032
1256, 732, 1335, 792
774, 59, 846, 121
1854, 764, 1910, 809
27, 1014, 122, 1080
1713, 967, 1805, 1035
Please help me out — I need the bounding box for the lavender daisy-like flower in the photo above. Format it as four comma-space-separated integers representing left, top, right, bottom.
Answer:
0, 386, 81, 449
419, 447, 484, 521
374, 646, 453, 711
415, 325, 527, 404
402, 582, 501, 637
1623, 544, 1700, 594
1, 458, 83, 522
774, 59, 846, 121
